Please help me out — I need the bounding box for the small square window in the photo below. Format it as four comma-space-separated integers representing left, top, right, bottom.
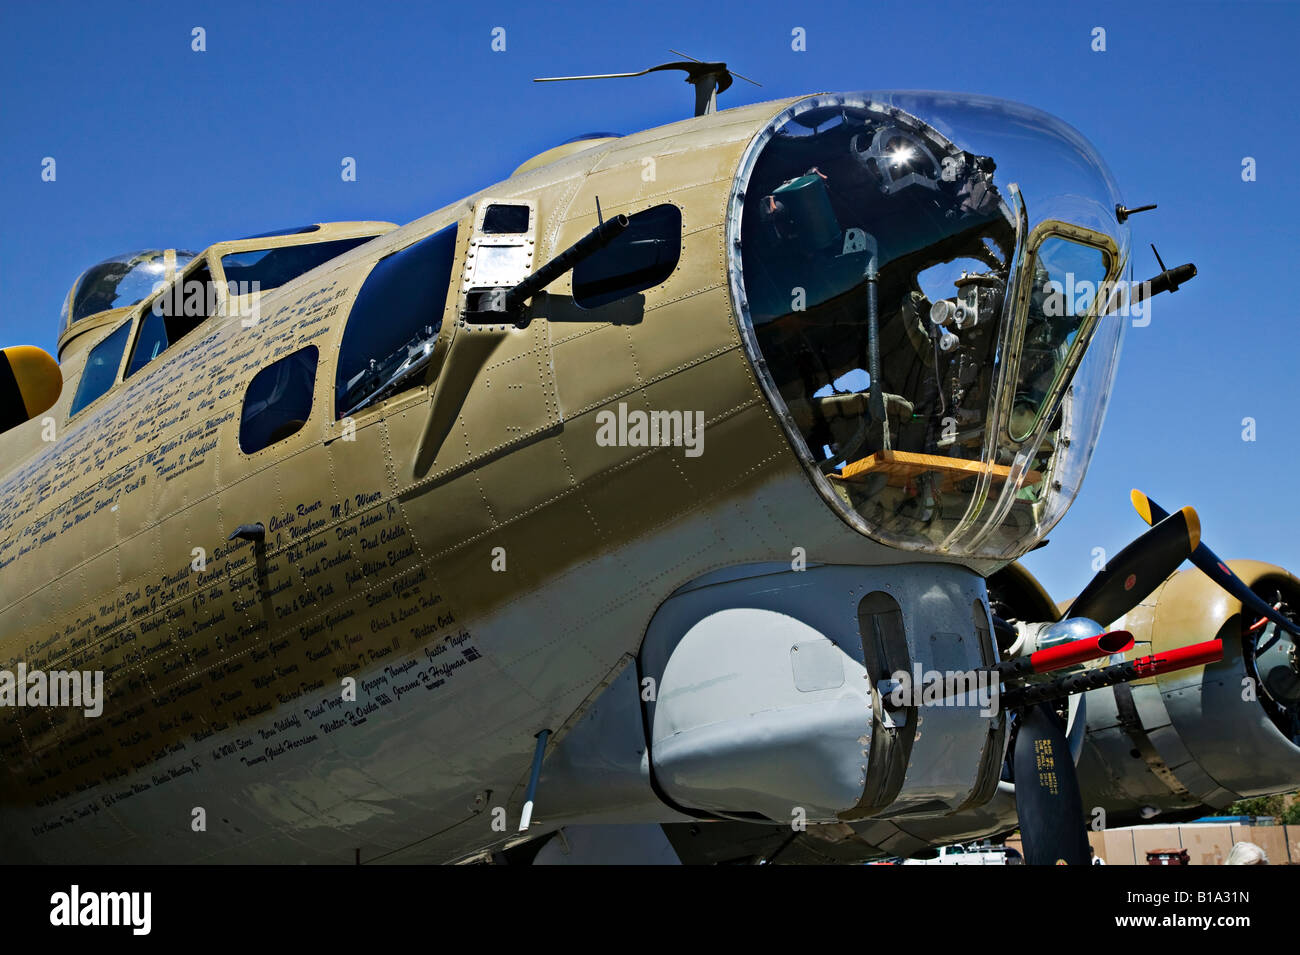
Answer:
240, 346, 318, 453
482, 204, 531, 234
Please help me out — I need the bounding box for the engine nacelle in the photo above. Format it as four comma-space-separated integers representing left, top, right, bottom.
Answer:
1075, 560, 1300, 824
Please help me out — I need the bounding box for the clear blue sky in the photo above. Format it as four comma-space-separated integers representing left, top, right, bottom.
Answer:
2, 0, 1296, 601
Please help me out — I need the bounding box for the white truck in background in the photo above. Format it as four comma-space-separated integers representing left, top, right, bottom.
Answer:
902, 843, 1020, 865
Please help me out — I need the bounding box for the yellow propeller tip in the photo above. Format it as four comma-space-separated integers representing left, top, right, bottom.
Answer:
1179, 505, 1201, 552
1130, 488, 1154, 526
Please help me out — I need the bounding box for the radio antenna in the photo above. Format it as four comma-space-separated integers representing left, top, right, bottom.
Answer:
536, 51, 760, 118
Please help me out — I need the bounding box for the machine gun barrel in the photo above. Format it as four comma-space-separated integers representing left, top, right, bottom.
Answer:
504, 214, 629, 312
1131, 262, 1197, 303
993, 630, 1134, 680
1001, 639, 1224, 709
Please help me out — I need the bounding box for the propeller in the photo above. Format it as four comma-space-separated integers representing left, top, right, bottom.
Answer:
1012, 704, 1091, 865
1063, 504, 1200, 626
1008, 501, 1199, 863
1130, 489, 1300, 637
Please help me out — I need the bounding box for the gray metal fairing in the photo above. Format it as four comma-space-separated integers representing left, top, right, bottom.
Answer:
640, 562, 999, 821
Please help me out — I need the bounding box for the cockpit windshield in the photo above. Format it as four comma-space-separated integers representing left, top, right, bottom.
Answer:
729, 92, 1129, 560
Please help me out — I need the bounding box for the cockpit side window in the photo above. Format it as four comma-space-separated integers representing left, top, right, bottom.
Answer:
240, 346, 318, 453
125, 261, 219, 378
220, 236, 378, 295
1007, 230, 1113, 440
70, 320, 133, 416
572, 204, 681, 308
126, 306, 169, 378
334, 224, 458, 419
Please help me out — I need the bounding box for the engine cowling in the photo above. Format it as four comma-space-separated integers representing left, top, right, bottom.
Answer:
1074, 559, 1300, 825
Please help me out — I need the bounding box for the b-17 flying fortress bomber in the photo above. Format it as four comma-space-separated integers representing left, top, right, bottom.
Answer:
1, 60, 1298, 866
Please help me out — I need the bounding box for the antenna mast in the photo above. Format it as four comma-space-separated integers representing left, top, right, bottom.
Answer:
535, 50, 760, 118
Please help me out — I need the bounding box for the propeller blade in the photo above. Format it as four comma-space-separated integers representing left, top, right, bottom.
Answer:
1131, 490, 1300, 637
666, 49, 762, 86
1065, 505, 1200, 625
1012, 703, 1090, 865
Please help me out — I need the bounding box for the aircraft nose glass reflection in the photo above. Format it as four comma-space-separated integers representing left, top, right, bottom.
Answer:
731, 92, 1129, 561
58, 249, 197, 340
